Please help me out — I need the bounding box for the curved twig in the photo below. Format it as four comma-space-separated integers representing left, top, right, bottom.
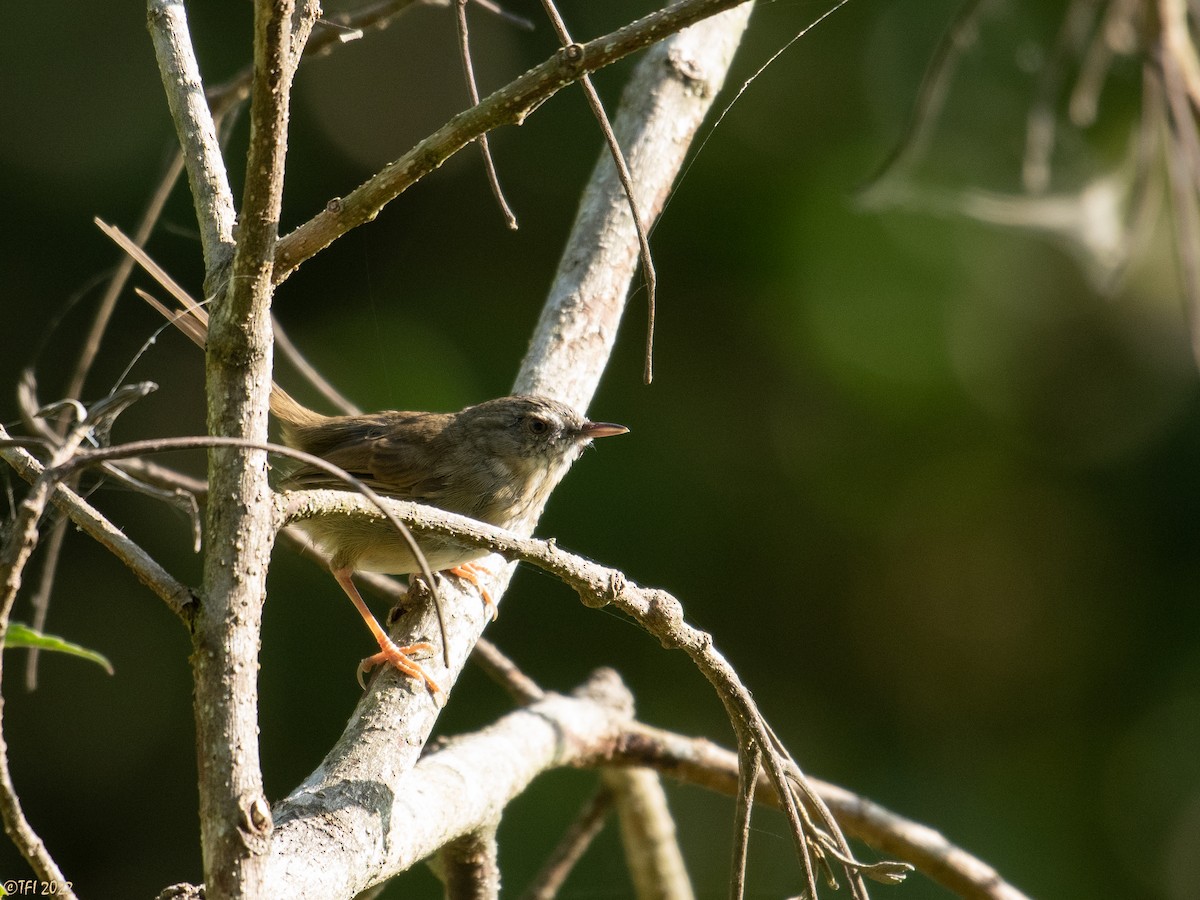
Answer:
266, 486, 894, 894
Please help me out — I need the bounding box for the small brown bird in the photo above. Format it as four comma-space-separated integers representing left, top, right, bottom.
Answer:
268, 386, 627, 691
137, 284, 627, 691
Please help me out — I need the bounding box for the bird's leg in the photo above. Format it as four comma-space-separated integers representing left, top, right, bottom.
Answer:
333, 567, 441, 693
447, 562, 496, 620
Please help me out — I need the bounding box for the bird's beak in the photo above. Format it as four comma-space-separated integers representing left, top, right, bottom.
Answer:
580, 421, 629, 439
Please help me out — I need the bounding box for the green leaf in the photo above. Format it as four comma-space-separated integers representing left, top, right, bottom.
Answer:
3, 623, 113, 675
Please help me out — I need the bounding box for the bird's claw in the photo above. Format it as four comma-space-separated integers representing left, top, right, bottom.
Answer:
357, 640, 440, 693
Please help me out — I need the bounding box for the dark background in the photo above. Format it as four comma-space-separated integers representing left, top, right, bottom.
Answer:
2, 1, 1198, 898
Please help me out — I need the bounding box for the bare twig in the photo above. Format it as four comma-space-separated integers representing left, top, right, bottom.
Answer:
602, 767, 695, 900
455, 0, 519, 229
70, 157, 187, 409
517, 4, 752, 404
608, 723, 1026, 900
1161, 0, 1200, 108
207, 0, 429, 113
535, 0, 658, 383
146, 0, 237, 272
96, 0, 427, 370
0, 386, 161, 896
272, 0, 757, 282
468, 635, 546, 704
1069, 0, 1139, 126
519, 788, 613, 900
22, 519, 69, 690
0, 419, 194, 623
111, 457, 208, 499
1022, 0, 1099, 192
729, 736, 760, 900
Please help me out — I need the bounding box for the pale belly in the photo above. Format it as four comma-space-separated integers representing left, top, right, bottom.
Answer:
293, 514, 489, 574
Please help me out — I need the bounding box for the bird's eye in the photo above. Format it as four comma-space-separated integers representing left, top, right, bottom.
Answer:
524, 416, 550, 435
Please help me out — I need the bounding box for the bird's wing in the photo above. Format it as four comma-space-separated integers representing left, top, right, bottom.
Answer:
280, 411, 448, 501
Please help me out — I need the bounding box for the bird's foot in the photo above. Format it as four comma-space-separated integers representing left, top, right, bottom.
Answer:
448, 562, 497, 620
357, 638, 440, 693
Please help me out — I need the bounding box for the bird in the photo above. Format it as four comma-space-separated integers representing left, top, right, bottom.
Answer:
132, 281, 626, 694
268, 385, 628, 692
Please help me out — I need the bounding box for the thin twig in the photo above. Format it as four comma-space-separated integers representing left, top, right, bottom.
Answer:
0, 391, 194, 623
0, 387, 159, 896
729, 736, 760, 900
455, 0, 519, 229
516, 4, 752, 407
22, 518, 68, 690
206, 0, 428, 113
146, 0, 237, 273
602, 767, 695, 900
272, 0, 758, 283
468, 636, 546, 704
469, 0, 534, 31
94, 0, 426, 367
0, 433, 196, 622
536, 0, 657, 382
71, 156, 188, 407
519, 787, 613, 900
1161, 0, 1200, 109
1069, 0, 1135, 126
110, 457, 208, 499
609, 723, 1022, 900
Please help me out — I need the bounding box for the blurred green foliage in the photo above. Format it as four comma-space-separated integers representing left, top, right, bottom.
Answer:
1, 1, 1198, 898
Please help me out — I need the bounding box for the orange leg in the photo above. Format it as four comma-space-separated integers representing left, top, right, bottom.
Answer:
447, 562, 497, 620
333, 568, 441, 693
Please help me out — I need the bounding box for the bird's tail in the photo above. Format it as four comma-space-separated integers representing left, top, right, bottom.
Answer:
95, 217, 324, 428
